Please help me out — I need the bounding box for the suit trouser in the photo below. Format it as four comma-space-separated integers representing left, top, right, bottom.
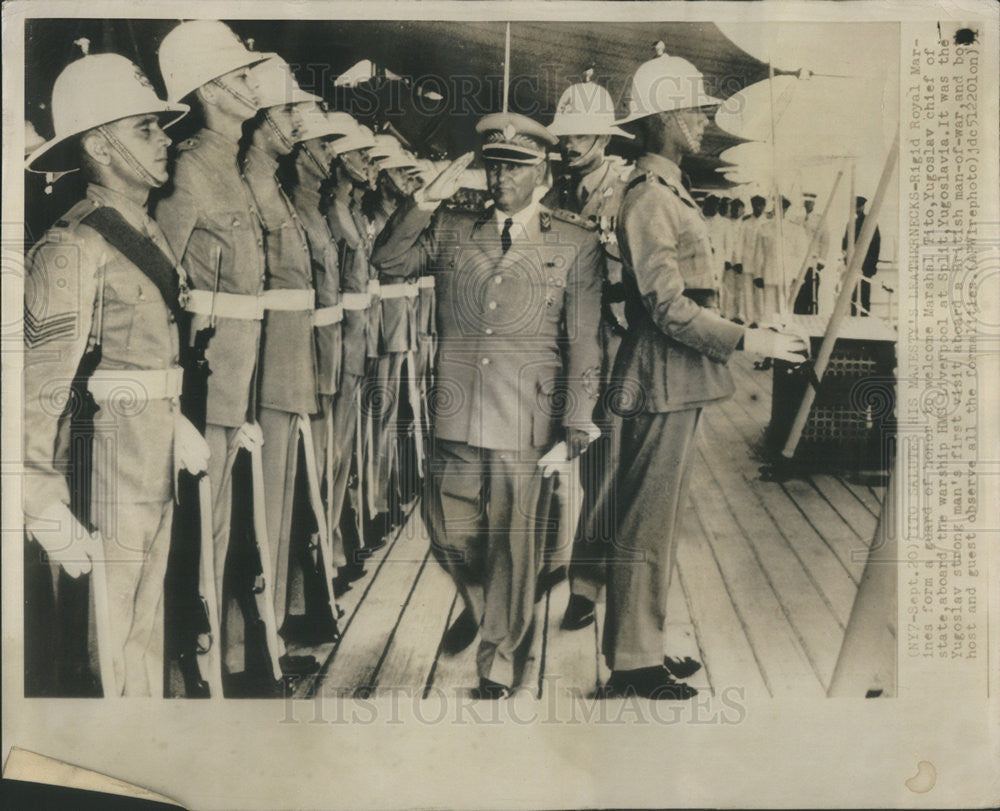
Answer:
758, 283, 781, 323
92, 498, 173, 696
423, 439, 553, 687
310, 394, 348, 569
258, 407, 308, 646
602, 408, 701, 672
721, 268, 740, 319
371, 352, 406, 515
329, 373, 363, 562
741, 274, 757, 323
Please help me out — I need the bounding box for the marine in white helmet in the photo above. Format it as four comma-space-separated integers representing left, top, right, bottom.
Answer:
599, 45, 808, 700
24, 52, 208, 696
155, 21, 302, 694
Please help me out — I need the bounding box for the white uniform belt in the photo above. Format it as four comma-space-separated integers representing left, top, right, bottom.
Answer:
313, 304, 344, 326
341, 292, 372, 310
417, 276, 435, 289
367, 279, 381, 297
185, 288, 315, 319
379, 281, 419, 299
88, 367, 184, 402
262, 289, 315, 311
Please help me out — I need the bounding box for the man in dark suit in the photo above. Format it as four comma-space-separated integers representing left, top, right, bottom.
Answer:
372, 113, 604, 697
845, 195, 881, 316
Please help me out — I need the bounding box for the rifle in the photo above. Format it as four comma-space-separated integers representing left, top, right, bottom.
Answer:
66, 281, 116, 698
166, 247, 224, 698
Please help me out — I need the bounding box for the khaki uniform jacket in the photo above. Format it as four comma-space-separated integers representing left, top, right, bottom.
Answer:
613, 154, 744, 413
371, 199, 419, 354
372, 199, 604, 451
291, 184, 341, 396
326, 197, 375, 378
242, 146, 318, 415
155, 128, 265, 428
24, 184, 180, 518
542, 156, 629, 284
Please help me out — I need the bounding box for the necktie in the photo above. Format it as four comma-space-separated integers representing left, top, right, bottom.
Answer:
500, 218, 513, 254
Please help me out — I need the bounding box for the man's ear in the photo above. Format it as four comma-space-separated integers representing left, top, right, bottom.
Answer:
533, 160, 548, 187
595, 134, 612, 152
80, 130, 112, 167
195, 83, 216, 108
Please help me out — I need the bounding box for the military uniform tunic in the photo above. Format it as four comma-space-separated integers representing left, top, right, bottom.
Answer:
372, 197, 603, 686
25, 183, 182, 695
156, 127, 268, 675
603, 153, 744, 672
242, 145, 319, 635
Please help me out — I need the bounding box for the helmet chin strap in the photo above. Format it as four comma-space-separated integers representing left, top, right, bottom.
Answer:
263, 109, 295, 154
674, 113, 701, 153
567, 135, 603, 170
302, 143, 331, 180
210, 77, 258, 113
97, 124, 163, 188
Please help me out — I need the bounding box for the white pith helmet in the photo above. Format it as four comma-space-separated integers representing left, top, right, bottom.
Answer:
617, 43, 722, 126
549, 71, 631, 138
158, 20, 273, 103
252, 56, 322, 109
26, 53, 188, 173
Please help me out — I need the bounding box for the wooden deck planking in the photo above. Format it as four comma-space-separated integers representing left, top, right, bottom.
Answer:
426, 596, 480, 697
702, 405, 860, 627
712, 384, 870, 583
694, 429, 845, 688
539, 577, 600, 698
689, 463, 826, 698
673, 509, 770, 699
315, 512, 427, 696
370, 544, 455, 695
292, 509, 406, 699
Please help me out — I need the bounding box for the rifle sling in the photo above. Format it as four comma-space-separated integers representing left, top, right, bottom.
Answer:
81, 206, 184, 319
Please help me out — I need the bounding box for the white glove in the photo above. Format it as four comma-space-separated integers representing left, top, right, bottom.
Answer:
26, 502, 101, 578
174, 413, 211, 475
743, 326, 809, 364
538, 442, 573, 478
232, 420, 265, 453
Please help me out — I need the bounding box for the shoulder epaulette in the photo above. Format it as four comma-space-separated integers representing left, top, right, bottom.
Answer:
624, 173, 696, 208
548, 208, 598, 231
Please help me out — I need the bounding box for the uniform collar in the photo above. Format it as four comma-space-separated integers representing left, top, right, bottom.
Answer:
197, 127, 240, 160
244, 144, 280, 178
493, 196, 541, 236
86, 183, 152, 233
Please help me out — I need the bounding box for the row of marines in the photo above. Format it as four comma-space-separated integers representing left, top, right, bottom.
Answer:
23, 21, 806, 699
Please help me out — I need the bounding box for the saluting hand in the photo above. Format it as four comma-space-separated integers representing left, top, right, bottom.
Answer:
421, 152, 475, 203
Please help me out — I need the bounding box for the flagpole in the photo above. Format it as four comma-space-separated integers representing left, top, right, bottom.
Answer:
502, 22, 511, 113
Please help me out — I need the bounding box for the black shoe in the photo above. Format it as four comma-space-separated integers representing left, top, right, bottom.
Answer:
472, 678, 510, 700
281, 614, 340, 647
663, 656, 702, 680
339, 562, 368, 583
606, 666, 698, 700
223, 671, 283, 699
279, 653, 320, 676
561, 594, 596, 631
732, 317, 745, 325
441, 607, 479, 655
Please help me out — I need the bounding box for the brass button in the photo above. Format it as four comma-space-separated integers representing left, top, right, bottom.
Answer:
493, 275, 503, 285
487, 300, 497, 310
481, 357, 490, 365
484, 328, 494, 336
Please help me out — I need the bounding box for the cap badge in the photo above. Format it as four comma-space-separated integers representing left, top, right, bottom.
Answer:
503, 123, 517, 140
